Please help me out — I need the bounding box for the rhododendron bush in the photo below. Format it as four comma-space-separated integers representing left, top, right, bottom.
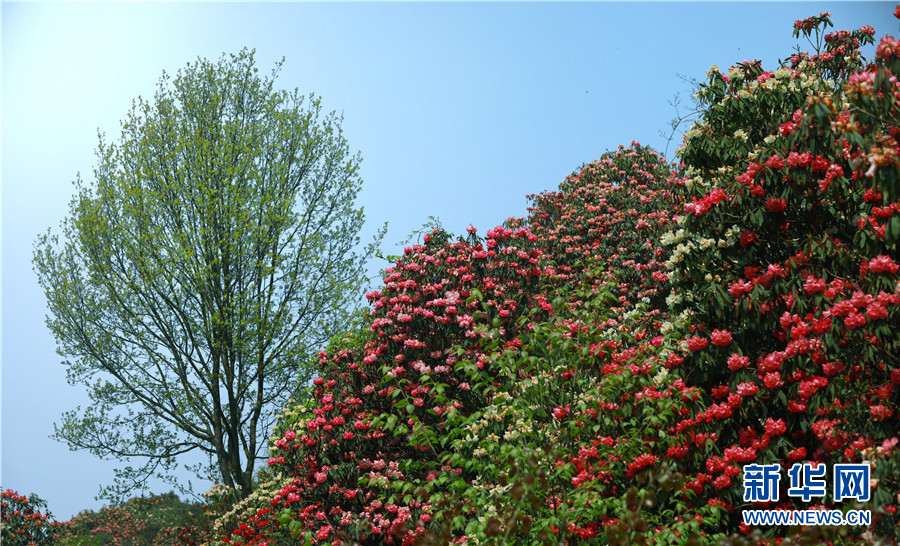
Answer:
202, 9, 900, 545
1, 489, 65, 545
664, 10, 900, 540
58, 492, 204, 545
1, 488, 205, 546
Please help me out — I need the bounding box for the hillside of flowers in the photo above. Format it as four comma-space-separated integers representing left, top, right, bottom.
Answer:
183, 9, 899, 545
3, 7, 899, 546
193, 9, 900, 544
660, 11, 900, 543
0, 489, 202, 545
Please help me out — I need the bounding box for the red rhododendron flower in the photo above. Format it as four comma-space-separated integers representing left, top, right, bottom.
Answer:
788, 447, 807, 462
739, 230, 757, 248
713, 475, 732, 490
762, 372, 782, 390
786, 151, 811, 169
710, 329, 733, 347
822, 361, 846, 377
866, 303, 888, 321
869, 255, 899, 274
552, 405, 570, 419
766, 197, 787, 213
686, 336, 708, 352
830, 299, 856, 316
738, 427, 758, 447
736, 381, 758, 396
843, 313, 867, 329
871, 404, 894, 421
706, 456, 726, 474
766, 154, 785, 170
764, 418, 787, 437
724, 446, 756, 464
728, 279, 753, 297
626, 453, 658, 477
803, 276, 827, 294
727, 353, 750, 371
759, 351, 785, 373
736, 162, 762, 185
811, 316, 832, 335
667, 444, 687, 459
666, 352, 684, 369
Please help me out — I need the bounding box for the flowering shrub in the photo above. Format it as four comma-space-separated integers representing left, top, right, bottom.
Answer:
40, 491, 204, 546
524, 140, 682, 316
212, 7, 900, 545
207, 224, 560, 544
205, 148, 700, 545
1, 488, 65, 545
664, 9, 900, 540
61, 505, 148, 545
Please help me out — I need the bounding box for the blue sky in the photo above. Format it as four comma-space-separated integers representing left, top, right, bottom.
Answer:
2, 1, 893, 520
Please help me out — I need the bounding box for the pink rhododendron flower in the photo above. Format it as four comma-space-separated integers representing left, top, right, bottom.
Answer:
877, 35, 900, 61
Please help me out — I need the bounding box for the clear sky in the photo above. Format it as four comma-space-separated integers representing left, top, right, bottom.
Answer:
2, 1, 894, 520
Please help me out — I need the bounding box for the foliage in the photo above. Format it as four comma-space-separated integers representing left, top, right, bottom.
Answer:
33, 48, 384, 502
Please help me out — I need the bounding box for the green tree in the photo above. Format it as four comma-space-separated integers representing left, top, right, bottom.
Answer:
33, 49, 384, 502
